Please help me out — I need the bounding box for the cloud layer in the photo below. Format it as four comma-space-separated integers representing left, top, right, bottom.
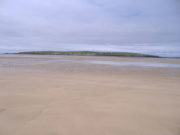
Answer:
0, 0, 180, 52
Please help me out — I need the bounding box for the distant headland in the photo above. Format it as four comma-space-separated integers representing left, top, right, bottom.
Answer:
10, 51, 160, 58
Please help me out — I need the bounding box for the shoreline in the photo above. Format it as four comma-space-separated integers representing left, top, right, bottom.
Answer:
1, 54, 180, 73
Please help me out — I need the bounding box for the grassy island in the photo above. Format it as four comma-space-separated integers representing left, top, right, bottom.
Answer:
17, 51, 160, 58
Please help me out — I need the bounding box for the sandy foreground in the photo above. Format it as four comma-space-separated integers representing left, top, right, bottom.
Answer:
0, 55, 180, 135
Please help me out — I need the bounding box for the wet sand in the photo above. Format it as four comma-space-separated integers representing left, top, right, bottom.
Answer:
0, 55, 180, 135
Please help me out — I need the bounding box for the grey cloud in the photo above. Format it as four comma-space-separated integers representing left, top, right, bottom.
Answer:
0, 0, 180, 53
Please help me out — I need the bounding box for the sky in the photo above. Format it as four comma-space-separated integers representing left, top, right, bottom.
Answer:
0, 0, 180, 55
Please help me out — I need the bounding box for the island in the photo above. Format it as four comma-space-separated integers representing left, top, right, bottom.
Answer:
16, 51, 160, 58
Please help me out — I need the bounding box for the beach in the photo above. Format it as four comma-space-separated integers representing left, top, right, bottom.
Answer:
0, 54, 180, 135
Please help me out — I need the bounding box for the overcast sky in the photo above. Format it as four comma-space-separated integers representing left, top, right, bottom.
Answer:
0, 0, 180, 52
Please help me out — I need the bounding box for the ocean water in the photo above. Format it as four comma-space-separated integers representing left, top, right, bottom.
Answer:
1, 55, 180, 69
87, 60, 180, 68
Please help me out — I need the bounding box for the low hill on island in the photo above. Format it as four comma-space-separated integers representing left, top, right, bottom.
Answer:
17, 51, 160, 58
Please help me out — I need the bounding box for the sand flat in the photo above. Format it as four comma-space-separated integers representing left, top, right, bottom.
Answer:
0, 55, 180, 135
